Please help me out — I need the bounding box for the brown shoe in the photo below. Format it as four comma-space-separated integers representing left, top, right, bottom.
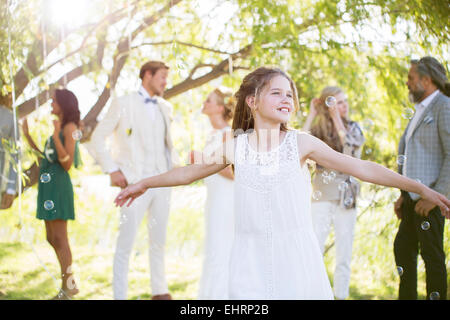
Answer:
151, 293, 172, 300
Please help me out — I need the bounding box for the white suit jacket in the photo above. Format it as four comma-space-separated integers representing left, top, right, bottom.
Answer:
88, 92, 178, 184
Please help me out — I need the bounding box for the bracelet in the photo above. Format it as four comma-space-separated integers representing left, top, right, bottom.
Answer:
58, 155, 70, 163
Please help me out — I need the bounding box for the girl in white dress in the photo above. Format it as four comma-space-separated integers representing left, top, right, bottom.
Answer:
195, 88, 235, 299
114, 67, 450, 300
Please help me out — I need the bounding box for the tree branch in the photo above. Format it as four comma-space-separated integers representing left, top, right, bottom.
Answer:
11, 2, 136, 102
164, 44, 252, 99
81, 0, 185, 139
134, 40, 235, 55
17, 39, 106, 119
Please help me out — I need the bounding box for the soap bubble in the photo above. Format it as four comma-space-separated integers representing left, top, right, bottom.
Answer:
322, 176, 331, 184
397, 266, 403, 276
397, 155, 407, 165
44, 200, 54, 211
402, 108, 414, 119
72, 130, 83, 141
421, 221, 430, 231
312, 190, 322, 200
429, 292, 440, 300
325, 96, 337, 108
344, 197, 353, 207
338, 181, 348, 191
328, 171, 336, 180
40, 173, 51, 183
119, 216, 128, 226
363, 119, 374, 131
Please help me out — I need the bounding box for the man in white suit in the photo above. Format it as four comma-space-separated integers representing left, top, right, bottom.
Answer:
90, 61, 177, 300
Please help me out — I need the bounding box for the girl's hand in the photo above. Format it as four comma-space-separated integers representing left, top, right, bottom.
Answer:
114, 181, 147, 207
53, 119, 61, 137
419, 186, 450, 219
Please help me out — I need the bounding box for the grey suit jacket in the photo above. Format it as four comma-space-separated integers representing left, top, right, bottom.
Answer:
0, 105, 19, 197
398, 92, 450, 200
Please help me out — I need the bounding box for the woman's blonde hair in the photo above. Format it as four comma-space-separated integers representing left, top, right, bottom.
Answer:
213, 88, 235, 121
310, 86, 348, 152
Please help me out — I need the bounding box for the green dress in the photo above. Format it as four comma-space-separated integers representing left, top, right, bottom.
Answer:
36, 132, 81, 220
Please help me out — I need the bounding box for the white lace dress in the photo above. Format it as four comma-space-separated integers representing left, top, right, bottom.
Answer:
230, 130, 334, 299
198, 127, 235, 299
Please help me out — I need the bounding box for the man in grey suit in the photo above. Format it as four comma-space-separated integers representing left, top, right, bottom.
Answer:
0, 105, 18, 210
394, 56, 450, 300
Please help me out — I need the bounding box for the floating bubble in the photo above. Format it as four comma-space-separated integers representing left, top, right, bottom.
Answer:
415, 178, 422, 184
312, 190, 322, 200
325, 96, 337, 108
429, 292, 440, 300
338, 181, 349, 191
328, 171, 336, 180
363, 119, 374, 131
402, 108, 414, 119
44, 200, 54, 211
365, 148, 372, 155
397, 266, 404, 276
72, 129, 82, 141
119, 216, 128, 226
322, 176, 331, 184
421, 221, 430, 231
397, 155, 407, 165
344, 197, 353, 207
321, 171, 329, 178
40, 173, 51, 183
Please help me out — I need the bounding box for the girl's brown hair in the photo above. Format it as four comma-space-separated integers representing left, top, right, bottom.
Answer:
310, 86, 348, 152
231, 67, 299, 135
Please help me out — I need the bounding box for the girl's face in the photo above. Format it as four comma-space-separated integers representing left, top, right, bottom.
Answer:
51, 95, 62, 116
253, 75, 294, 124
202, 92, 223, 116
334, 92, 349, 118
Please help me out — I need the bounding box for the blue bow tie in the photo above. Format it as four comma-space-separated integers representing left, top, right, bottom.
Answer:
144, 97, 157, 104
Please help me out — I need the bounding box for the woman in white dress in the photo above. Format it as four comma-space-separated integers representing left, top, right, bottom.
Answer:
195, 88, 235, 299
114, 67, 450, 300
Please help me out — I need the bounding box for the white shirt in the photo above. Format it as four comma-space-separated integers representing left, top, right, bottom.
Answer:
138, 86, 157, 121
403, 89, 439, 175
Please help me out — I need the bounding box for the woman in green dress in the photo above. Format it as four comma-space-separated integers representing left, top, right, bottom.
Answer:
23, 88, 82, 299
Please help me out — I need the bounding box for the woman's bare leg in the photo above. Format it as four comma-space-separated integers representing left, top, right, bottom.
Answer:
47, 219, 79, 297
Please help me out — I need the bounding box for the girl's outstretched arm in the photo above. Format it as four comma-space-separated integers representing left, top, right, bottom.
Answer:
298, 132, 450, 218
114, 162, 229, 207
115, 135, 235, 207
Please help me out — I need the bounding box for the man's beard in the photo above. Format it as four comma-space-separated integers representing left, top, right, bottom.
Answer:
408, 83, 425, 103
